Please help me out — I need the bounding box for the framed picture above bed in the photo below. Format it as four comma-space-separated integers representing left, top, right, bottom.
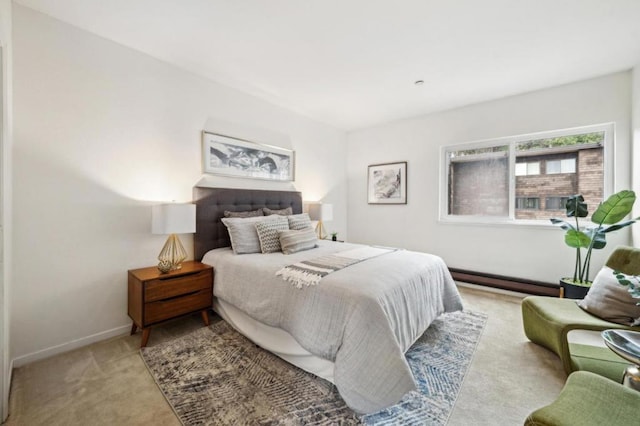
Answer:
367, 161, 407, 204
202, 131, 295, 181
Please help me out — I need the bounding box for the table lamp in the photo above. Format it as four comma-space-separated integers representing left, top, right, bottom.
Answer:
308, 203, 333, 239
152, 203, 196, 272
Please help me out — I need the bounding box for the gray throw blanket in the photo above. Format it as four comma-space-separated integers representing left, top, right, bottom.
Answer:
276, 246, 396, 288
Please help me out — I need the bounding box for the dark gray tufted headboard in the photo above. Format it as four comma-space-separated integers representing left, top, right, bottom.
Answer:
192, 187, 303, 260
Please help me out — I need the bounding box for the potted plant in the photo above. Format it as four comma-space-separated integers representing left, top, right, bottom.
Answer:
330, 232, 338, 242
551, 190, 638, 299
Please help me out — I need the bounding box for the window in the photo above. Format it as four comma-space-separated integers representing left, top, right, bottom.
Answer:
515, 162, 540, 176
516, 197, 540, 209
441, 123, 611, 223
547, 158, 576, 174
545, 196, 570, 210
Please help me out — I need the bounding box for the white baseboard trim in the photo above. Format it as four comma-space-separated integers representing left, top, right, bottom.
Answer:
12, 324, 131, 368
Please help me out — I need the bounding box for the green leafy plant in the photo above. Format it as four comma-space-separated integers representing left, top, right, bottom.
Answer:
550, 190, 638, 285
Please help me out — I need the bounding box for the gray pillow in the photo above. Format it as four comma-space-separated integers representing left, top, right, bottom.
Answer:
263, 207, 293, 216
255, 216, 290, 253
577, 266, 640, 326
287, 213, 313, 230
278, 228, 318, 255
221, 215, 280, 254
224, 208, 264, 218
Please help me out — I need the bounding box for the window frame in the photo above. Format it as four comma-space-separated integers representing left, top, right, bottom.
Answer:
439, 123, 614, 226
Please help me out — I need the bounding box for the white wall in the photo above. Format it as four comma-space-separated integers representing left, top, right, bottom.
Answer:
347, 72, 632, 283
633, 65, 640, 246
11, 5, 347, 364
0, 0, 11, 420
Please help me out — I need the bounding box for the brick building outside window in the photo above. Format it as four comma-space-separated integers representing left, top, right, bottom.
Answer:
443, 125, 608, 222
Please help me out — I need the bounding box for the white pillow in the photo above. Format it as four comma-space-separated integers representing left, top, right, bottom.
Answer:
577, 266, 640, 326
278, 228, 318, 255
255, 216, 290, 253
287, 213, 313, 230
262, 207, 293, 216
221, 215, 281, 254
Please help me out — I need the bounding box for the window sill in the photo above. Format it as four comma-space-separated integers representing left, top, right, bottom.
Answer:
438, 216, 559, 229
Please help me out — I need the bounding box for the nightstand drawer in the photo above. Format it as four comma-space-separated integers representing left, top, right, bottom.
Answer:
145, 288, 212, 324
145, 270, 212, 302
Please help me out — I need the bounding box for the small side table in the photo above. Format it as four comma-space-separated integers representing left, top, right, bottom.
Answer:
128, 261, 213, 347
602, 329, 640, 391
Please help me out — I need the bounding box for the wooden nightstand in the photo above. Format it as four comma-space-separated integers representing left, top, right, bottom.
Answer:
128, 261, 213, 347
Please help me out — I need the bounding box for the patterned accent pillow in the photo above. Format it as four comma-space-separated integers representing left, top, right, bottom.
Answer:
221, 215, 280, 254
278, 228, 318, 255
288, 213, 313, 230
255, 216, 290, 253
224, 209, 264, 218
578, 266, 640, 325
263, 207, 293, 216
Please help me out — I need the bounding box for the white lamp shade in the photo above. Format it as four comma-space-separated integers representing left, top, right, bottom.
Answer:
152, 203, 196, 235
308, 203, 333, 222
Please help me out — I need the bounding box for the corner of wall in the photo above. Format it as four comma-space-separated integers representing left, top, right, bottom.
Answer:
632, 65, 640, 247
0, 0, 12, 421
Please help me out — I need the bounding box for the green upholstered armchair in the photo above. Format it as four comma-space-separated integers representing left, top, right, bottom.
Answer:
524, 371, 640, 426
522, 246, 640, 381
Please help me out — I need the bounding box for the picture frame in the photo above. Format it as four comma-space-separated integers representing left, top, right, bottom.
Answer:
202, 131, 295, 181
367, 161, 407, 204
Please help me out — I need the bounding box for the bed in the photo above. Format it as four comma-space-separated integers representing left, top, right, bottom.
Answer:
193, 186, 463, 414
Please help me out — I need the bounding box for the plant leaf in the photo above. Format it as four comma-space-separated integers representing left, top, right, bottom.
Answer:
550, 218, 576, 231
591, 190, 636, 224
564, 229, 591, 248
566, 194, 588, 218
584, 227, 606, 249
601, 219, 637, 233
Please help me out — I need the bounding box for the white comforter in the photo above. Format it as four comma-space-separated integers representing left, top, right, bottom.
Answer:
202, 240, 463, 413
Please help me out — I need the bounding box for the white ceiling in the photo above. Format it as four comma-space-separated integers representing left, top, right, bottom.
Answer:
15, 0, 640, 130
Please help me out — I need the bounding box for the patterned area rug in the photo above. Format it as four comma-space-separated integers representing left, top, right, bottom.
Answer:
141, 310, 487, 425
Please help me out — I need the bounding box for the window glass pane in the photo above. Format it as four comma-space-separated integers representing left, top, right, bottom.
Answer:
545, 196, 569, 210
561, 158, 576, 173
448, 145, 509, 216
516, 131, 604, 152
547, 160, 561, 174
527, 162, 540, 175
516, 197, 539, 209
515, 163, 527, 176
515, 131, 603, 220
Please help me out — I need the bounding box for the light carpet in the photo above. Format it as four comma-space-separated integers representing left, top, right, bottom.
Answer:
141, 310, 487, 425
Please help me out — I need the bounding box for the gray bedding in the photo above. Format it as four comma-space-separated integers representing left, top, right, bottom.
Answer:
202, 240, 463, 413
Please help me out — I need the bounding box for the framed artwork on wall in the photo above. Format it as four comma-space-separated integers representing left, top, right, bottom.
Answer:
367, 161, 407, 204
202, 131, 295, 181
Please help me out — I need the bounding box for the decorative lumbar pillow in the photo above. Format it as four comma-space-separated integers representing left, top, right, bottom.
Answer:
255, 216, 290, 253
224, 208, 264, 218
278, 228, 318, 255
221, 215, 280, 254
287, 213, 313, 230
577, 266, 640, 326
263, 207, 293, 216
